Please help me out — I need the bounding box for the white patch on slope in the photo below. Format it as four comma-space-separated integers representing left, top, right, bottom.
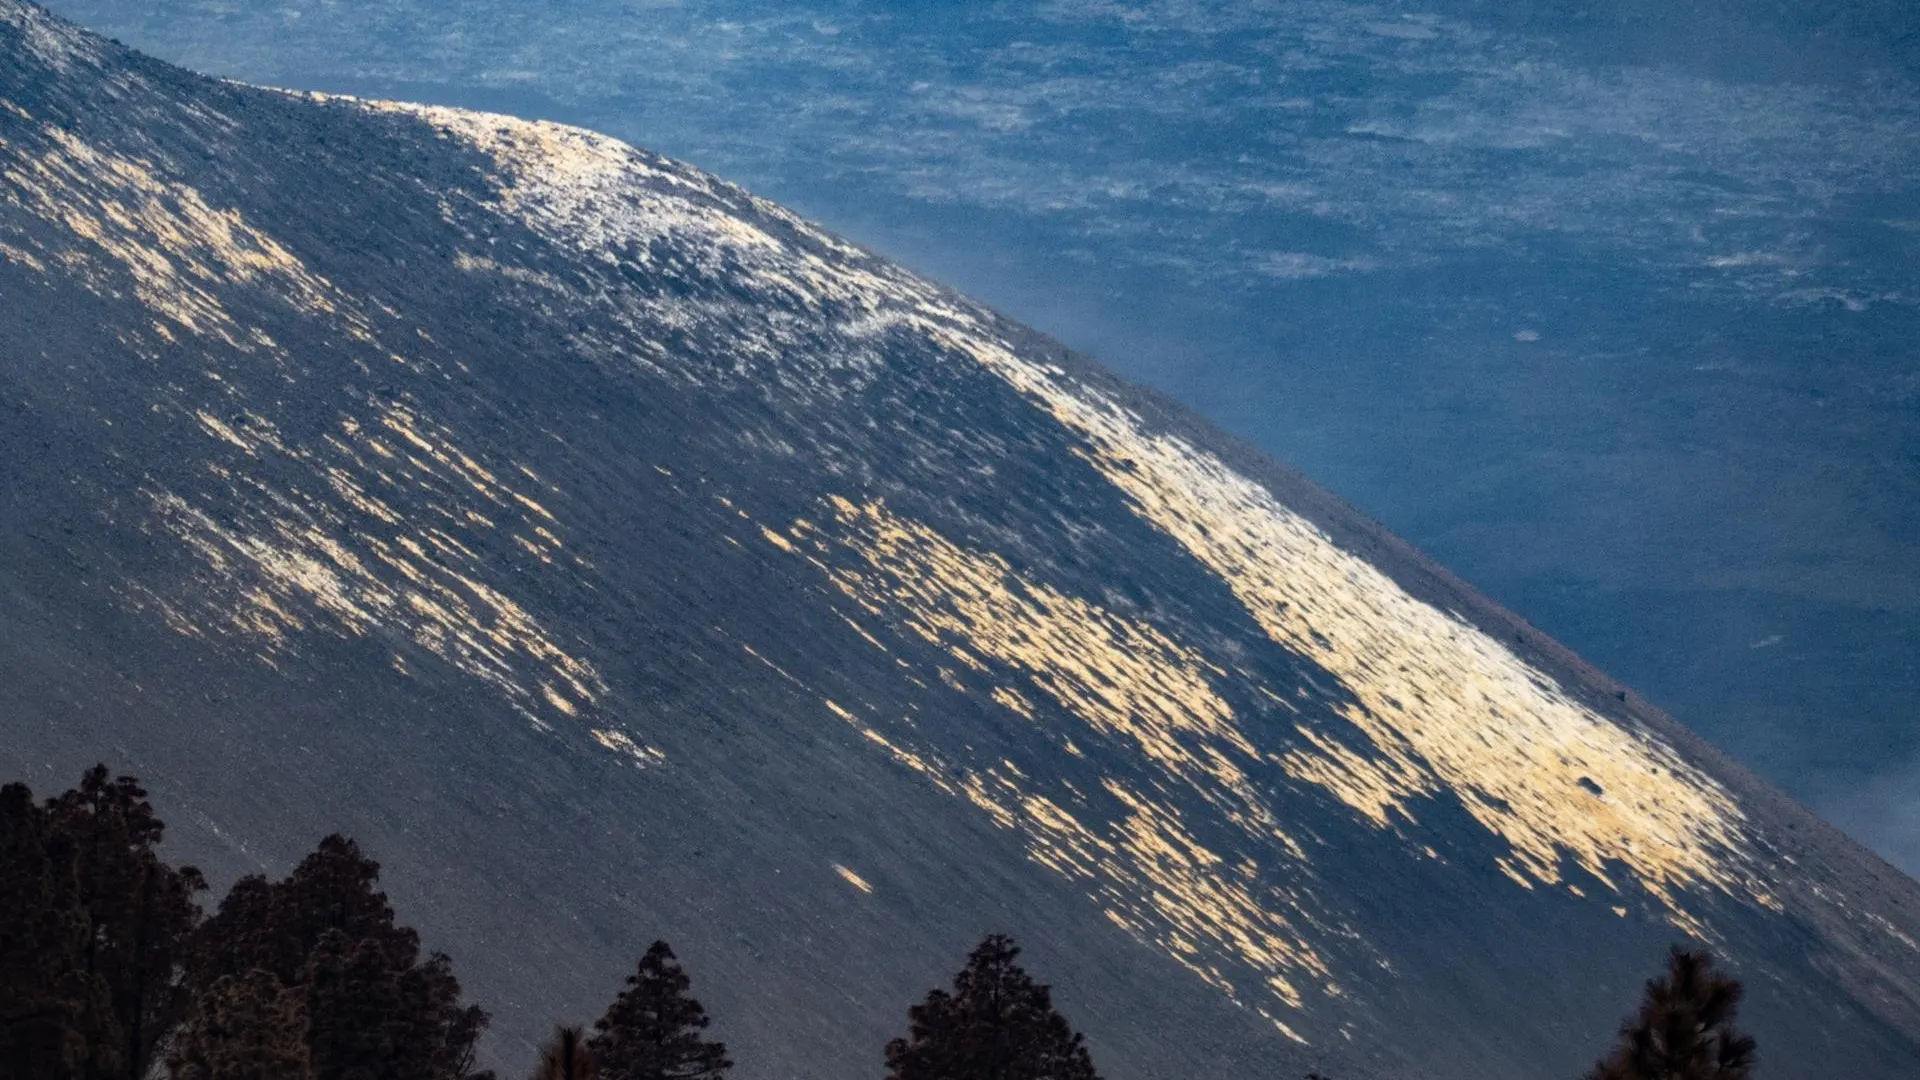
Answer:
0, 0, 100, 74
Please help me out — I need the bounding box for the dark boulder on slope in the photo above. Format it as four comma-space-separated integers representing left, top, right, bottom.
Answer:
1, 3, 1917, 1076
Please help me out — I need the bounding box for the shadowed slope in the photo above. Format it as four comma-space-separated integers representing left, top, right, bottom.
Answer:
1, 3, 1917, 1077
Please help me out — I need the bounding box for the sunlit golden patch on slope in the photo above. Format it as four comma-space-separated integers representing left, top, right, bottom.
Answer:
992, 685, 1039, 720
945, 767, 1321, 1040
943, 334, 1769, 930
0, 238, 44, 271
0, 109, 624, 737
1277, 724, 1430, 832
591, 728, 667, 768
815, 497, 1253, 787
368, 402, 566, 558
786, 500, 1330, 1024
0, 125, 357, 349
141, 398, 602, 728
821, 698, 963, 799
832, 863, 875, 894
960, 765, 1322, 1036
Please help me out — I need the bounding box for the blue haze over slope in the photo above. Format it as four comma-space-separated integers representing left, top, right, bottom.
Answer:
40, 0, 1920, 871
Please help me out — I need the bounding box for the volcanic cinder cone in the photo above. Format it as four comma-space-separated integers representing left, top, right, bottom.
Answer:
2, 3, 1917, 1077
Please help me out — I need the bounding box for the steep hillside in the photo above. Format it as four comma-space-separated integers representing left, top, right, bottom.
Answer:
2, 3, 1917, 1076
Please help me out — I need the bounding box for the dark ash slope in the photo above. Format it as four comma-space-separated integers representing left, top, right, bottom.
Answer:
2, 3, 1917, 1077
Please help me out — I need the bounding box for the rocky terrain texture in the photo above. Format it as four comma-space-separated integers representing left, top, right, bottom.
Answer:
2, 3, 1917, 1076
39, 1, 1920, 868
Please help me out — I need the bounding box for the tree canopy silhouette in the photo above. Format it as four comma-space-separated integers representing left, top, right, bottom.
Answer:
166, 969, 309, 1080
884, 934, 1100, 1080
182, 834, 492, 1080
2, 768, 498, 1080
588, 941, 730, 1080
1586, 946, 1757, 1080
0, 768, 207, 1080
49, 766, 209, 1080
1, 780, 94, 1080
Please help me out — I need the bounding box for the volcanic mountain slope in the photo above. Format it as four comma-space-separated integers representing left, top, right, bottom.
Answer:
1, 2, 1916, 1076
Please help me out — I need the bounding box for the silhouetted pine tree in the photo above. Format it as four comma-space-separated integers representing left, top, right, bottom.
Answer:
587, 942, 730, 1080
531, 1025, 599, 1080
3, 772, 494, 1080
47, 766, 207, 1080
1, 769, 207, 1080
0, 782, 95, 1080
192, 835, 410, 991
399, 952, 494, 1080
183, 834, 492, 1080
1585, 946, 1757, 1080
305, 929, 412, 1080
884, 934, 1100, 1080
166, 970, 309, 1080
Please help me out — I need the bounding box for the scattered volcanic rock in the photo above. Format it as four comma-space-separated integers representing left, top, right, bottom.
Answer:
1, 3, 1917, 1077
